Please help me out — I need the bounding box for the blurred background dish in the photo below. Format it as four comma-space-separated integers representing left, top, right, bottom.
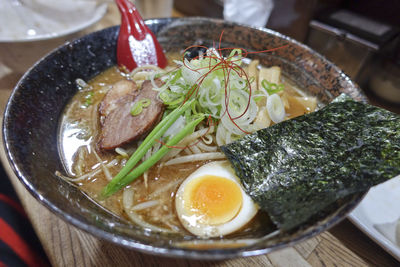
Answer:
0, 0, 108, 73
0, 0, 108, 42
350, 175, 400, 261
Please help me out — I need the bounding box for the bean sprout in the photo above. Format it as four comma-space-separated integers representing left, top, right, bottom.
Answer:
164, 152, 225, 166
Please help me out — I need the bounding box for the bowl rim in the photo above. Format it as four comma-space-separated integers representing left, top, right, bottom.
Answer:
2, 17, 365, 260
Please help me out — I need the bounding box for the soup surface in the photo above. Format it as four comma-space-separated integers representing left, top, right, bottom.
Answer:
59, 54, 317, 238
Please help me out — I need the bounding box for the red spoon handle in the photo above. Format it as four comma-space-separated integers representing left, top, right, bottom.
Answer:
115, 0, 167, 71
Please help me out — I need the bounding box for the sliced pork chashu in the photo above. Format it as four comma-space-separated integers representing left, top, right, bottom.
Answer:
99, 80, 139, 119
99, 79, 164, 150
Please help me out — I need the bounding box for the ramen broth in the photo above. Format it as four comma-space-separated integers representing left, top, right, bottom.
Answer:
59, 61, 315, 237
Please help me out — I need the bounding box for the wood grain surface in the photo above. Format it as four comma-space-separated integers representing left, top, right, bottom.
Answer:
0, 4, 399, 267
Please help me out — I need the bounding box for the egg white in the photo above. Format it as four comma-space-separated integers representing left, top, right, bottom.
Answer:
175, 160, 258, 238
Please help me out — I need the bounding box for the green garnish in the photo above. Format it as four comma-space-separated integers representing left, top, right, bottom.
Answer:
169, 68, 182, 84
227, 48, 243, 61
102, 47, 265, 197
84, 91, 94, 107
261, 80, 284, 95
130, 98, 151, 116
102, 112, 204, 197
101, 99, 196, 197
253, 90, 265, 102
159, 90, 185, 109
246, 76, 255, 88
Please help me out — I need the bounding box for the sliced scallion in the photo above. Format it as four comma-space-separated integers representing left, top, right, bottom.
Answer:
261, 79, 284, 95
130, 98, 151, 116
102, 113, 205, 197
101, 99, 195, 197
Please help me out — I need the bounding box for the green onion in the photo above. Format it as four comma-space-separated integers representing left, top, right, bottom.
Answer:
246, 76, 255, 87
261, 79, 284, 95
160, 91, 185, 108
169, 69, 182, 84
130, 98, 151, 116
228, 49, 242, 61
84, 91, 94, 107
102, 114, 205, 197
253, 90, 265, 102
101, 99, 195, 198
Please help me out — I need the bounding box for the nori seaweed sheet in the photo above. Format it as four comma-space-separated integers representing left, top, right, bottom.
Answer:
221, 94, 400, 231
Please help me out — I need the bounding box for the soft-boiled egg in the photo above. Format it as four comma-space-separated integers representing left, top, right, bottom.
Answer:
175, 161, 258, 237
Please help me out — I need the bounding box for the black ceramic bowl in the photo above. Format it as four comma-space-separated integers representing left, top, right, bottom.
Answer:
3, 18, 366, 259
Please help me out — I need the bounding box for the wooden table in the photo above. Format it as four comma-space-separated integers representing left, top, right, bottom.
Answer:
0, 4, 399, 267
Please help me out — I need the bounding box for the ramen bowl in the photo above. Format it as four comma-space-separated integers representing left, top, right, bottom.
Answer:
3, 17, 366, 259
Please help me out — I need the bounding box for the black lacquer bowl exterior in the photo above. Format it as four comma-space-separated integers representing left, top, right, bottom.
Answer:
3, 18, 366, 259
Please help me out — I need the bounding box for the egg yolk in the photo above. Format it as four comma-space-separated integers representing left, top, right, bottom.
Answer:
183, 175, 243, 225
